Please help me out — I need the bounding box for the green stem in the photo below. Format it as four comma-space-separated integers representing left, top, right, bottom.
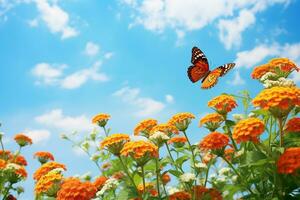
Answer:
155, 158, 162, 200
141, 165, 146, 197
103, 126, 108, 137
117, 156, 139, 195
278, 118, 284, 147
204, 163, 211, 187
0, 137, 5, 152
165, 142, 184, 173
2, 182, 13, 200
222, 156, 255, 196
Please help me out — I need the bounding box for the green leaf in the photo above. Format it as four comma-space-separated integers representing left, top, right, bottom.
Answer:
225, 120, 236, 127
175, 155, 189, 168
168, 169, 183, 177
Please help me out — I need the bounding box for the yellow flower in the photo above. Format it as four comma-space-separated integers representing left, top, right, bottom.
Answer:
168, 112, 195, 131
134, 119, 158, 137
232, 118, 265, 143
199, 132, 229, 152
208, 95, 237, 115
92, 113, 111, 127
252, 86, 300, 118
35, 170, 63, 196
150, 123, 179, 137
100, 133, 130, 155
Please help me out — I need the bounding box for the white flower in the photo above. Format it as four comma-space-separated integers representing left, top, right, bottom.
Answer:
167, 187, 179, 195
149, 131, 169, 141
96, 178, 119, 196
260, 72, 277, 81
195, 163, 207, 169
232, 175, 238, 182
180, 173, 196, 183
219, 167, 231, 175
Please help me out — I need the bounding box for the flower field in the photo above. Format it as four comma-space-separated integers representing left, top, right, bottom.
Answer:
1, 58, 300, 200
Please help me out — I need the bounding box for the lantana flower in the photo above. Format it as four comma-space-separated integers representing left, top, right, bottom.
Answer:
208, 95, 237, 115
277, 147, 300, 174
14, 134, 32, 147
168, 112, 195, 131
34, 151, 55, 164
100, 133, 130, 155
134, 119, 158, 137
199, 113, 224, 131
92, 113, 111, 127
232, 118, 265, 143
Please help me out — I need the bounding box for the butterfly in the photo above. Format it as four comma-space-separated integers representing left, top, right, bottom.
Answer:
187, 46, 235, 89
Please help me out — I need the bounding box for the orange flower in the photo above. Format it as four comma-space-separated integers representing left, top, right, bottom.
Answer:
112, 171, 124, 180
232, 118, 265, 143
134, 119, 158, 136
94, 176, 108, 189
199, 132, 229, 151
168, 112, 195, 131
35, 170, 63, 196
193, 186, 222, 200
251, 63, 273, 79
0, 159, 6, 169
100, 133, 130, 155
137, 183, 157, 196
13, 155, 27, 166
57, 178, 97, 200
252, 86, 300, 117
285, 117, 300, 133
208, 95, 237, 114
121, 141, 158, 165
169, 191, 191, 200
0, 150, 12, 160
162, 173, 171, 185
34, 151, 55, 164
14, 134, 32, 147
224, 148, 235, 160
15, 166, 27, 178
92, 113, 111, 127
277, 147, 300, 174
150, 123, 179, 137
34, 161, 66, 181
167, 136, 187, 148
199, 113, 224, 131
269, 58, 299, 72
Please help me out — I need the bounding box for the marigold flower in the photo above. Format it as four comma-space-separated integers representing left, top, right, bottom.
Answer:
14, 134, 32, 147
285, 117, 300, 133
15, 166, 27, 178
269, 58, 299, 72
121, 141, 158, 165
162, 173, 171, 185
169, 191, 191, 200
232, 118, 265, 143
57, 178, 97, 200
0, 150, 12, 160
92, 113, 111, 127
34, 151, 55, 164
168, 136, 187, 145
199, 113, 224, 131
252, 86, 300, 117
100, 133, 130, 155
13, 155, 27, 166
277, 147, 300, 174
134, 119, 158, 136
193, 186, 222, 200
168, 112, 195, 131
33, 161, 66, 181
208, 95, 237, 114
0, 159, 6, 169
35, 170, 63, 196
251, 63, 273, 79
199, 132, 229, 151
94, 176, 108, 189
150, 123, 179, 137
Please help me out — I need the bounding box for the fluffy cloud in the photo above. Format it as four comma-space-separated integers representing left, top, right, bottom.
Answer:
24, 129, 51, 143
121, 0, 290, 49
32, 61, 109, 89
34, 0, 78, 39
235, 42, 300, 68
227, 71, 245, 86
84, 42, 100, 56
113, 86, 166, 117
35, 109, 93, 133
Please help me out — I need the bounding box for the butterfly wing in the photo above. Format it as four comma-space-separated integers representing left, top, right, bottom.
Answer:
187, 47, 210, 83
201, 63, 235, 89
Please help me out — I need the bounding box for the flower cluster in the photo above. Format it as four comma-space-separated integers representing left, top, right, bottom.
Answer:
134, 119, 158, 136
33, 161, 66, 181
168, 112, 195, 131
92, 113, 111, 127
199, 113, 224, 131
100, 133, 130, 155
199, 132, 229, 151
232, 118, 265, 143
150, 123, 179, 137
285, 117, 300, 133
277, 147, 300, 174
34, 151, 55, 164
207, 95, 237, 114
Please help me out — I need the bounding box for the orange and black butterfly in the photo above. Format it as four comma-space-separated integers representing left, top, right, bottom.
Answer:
187, 46, 235, 89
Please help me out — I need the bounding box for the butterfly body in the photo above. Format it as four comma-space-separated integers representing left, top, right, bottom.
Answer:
187, 46, 235, 89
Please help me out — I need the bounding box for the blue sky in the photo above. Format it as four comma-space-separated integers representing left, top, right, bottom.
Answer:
0, 0, 300, 199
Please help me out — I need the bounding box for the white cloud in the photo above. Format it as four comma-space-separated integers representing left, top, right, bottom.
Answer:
28, 18, 39, 27
218, 9, 255, 50
291, 71, 300, 83
113, 86, 166, 117
235, 42, 300, 68
31, 63, 66, 85
165, 94, 174, 103
35, 109, 93, 133
227, 71, 245, 86
84, 42, 100, 56
32, 61, 109, 89
61, 61, 109, 89
121, 0, 290, 48
25, 129, 51, 144
34, 0, 78, 39
104, 52, 114, 59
